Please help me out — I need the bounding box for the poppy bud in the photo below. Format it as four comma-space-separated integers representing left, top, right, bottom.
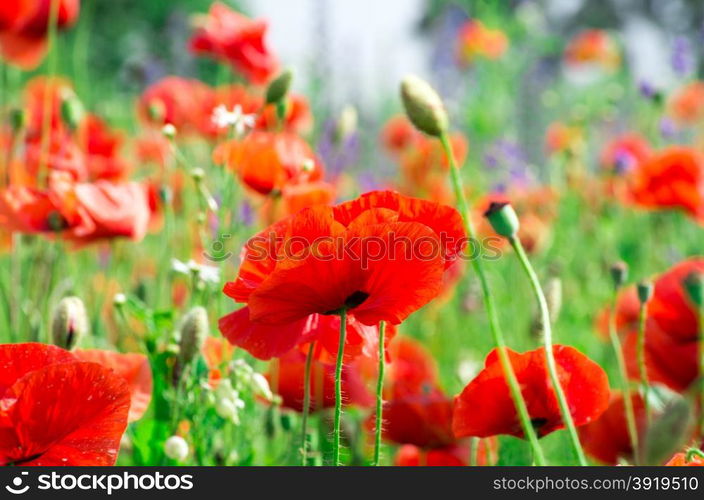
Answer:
637, 281, 654, 304
113, 293, 127, 307
683, 271, 704, 309
484, 202, 520, 238
9, 108, 26, 133
335, 105, 358, 142
164, 435, 189, 461
265, 68, 293, 104
400, 75, 449, 137
178, 306, 208, 365
609, 261, 628, 289
190, 168, 205, 182
51, 296, 89, 350
162, 123, 177, 139
61, 95, 85, 131
301, 158, 315, 173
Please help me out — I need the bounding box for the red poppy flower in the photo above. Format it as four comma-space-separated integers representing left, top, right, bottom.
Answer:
381, 115, 419, 154
222, 190, 465, 328
74, 349, 152, 422
457, 19, 508, 64
0, 343, 130, 466
385, 336, 439, 398
668, 81, 704, 125
453, 345, 610, 439
78, 114, 130, 181
268, 349, 372, 413
213, 131, 324, 196
61, 180, 151, 244
0, 184, 64, 233
600, 133, 651, 175
0, 0, 80, 70
578, 392, 647, 464
137, 76, 216, 135
189, 2, 278, 85
604, 258, 704, 392
563, 29, 620, 71
628, 146, 704, 222
399, 132, 468, 198
666, 452, 704, 466
259, 181, 336, 222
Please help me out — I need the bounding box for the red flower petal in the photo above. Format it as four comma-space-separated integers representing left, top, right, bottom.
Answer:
0, 342, 75, 394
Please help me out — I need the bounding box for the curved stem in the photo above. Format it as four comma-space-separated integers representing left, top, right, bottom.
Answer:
608, 294, 640, 458
509, 236, 587, 465
439, 133, 546, 465
300, 341, 316, 466
373, 321, 386, 466
637, 302, 650, 426
333, 309, 347, 466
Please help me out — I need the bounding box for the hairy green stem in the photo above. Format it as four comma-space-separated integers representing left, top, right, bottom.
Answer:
300, 341, 316, 466
509, 236, 587, 466
637, 302, 650, 426
373, 321, 386, 465
333, 309, 347, 466
439, 133, 546, 465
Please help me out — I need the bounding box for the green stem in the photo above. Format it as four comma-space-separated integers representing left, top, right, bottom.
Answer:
608, 294, 640, 458
698, 307, 704, 439
38, 0, 60, 187
469, 437, 479, 466
300, 341, 316, 466
637, 302, 650, 426
373, 321, 386, 466
333, 309, 347, 466
509, 236, 587, 466
439, 132, 546, 466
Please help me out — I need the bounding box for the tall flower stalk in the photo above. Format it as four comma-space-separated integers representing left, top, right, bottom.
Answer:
607, 262, 640, 458
400, 75, 546, 465
373, 321, 386, 466
333, 309, 348, 466
636, 282, 653, 425
300, 341, 316, 465
485, 202, 587, 465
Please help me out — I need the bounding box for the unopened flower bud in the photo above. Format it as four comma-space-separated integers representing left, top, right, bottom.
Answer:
484, 202, 520, 238
400, 74, 448, 137
684, 271, 704, 309
265, 68, 293, 104
162, 123, 177, 139
335, 105, 358, 141
51, 296, 89, 350
178, 306, 208, 365
610, 261, 628, 289
113, 293, 127, 306
9, 108, 26, 133
164, 435, 189, 461
190, 168, 205, 182
302, 158, 315, 173
637, 281, 654, 304
61, 95, 85, 131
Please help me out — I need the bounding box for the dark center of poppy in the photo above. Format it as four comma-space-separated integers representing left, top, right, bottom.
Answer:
323, 290, 370, 315
530, 417, 548, 433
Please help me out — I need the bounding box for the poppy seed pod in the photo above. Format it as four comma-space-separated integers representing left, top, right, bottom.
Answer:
164, 435, 189, 462
484, 202, 520, 238
61, 95, 85, 131
683, 271, 704, 308
9, 108, 26, 133
265, 68, 293, 104
51, 296, 89, 350
178, 306, 209, 365
610, 261, 628, 289
637, 281, 654, 304
400, 75, 449, 137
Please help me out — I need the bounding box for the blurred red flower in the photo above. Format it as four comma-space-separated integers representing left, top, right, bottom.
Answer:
189, 2, 278, 85
578, 392, 647, 464
628, 146, 704, 222
605, 258, 704, 392
457, 19, 508, 64
668, 81, 704, 125
563, 29, 620, 71
453, 345, 610, 439
213, 131, 324, 196
0, 0, 80, 69
0, 342, 130, 466
666, 452, 704, 466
